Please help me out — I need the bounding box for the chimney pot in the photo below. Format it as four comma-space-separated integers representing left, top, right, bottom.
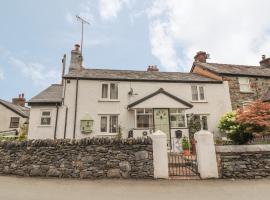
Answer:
260, 55, 270, 68
69, 44, 83, 71
147, 65, 159, 72
75, 44, 80, 51
194, 51, 208, 63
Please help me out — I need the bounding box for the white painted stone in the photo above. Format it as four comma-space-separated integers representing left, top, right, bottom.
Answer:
216, 144, 270, 153
195, 130, 218, 179
151, 130, 169, 179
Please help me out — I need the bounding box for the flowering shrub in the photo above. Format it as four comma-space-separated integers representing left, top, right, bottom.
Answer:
219, 111, 253, 144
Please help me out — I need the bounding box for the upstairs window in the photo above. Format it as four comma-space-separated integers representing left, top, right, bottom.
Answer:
10, 117, 19, 128
40, 111, 51, 126
101, 83, 118, 100
238, 77, 251, 92
191, 85, 205, 101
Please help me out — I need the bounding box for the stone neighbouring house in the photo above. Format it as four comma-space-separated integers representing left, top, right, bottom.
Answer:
27, 45, 232, 149
191, 51, 270, 110
0, 94, 29, 134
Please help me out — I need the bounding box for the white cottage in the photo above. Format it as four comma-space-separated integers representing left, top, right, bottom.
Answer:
28, 45, 232, 149
0, 94, 29, 135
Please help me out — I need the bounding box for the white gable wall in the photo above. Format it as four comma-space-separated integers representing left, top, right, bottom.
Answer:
0, 104, 28, 132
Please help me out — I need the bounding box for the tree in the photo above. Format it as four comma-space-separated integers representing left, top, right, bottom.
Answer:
236, 101, 270, 134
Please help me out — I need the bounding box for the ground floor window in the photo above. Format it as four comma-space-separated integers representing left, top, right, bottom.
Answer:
169, 108, 186, 128
100, 115, 118, 133
136, 108, 153, 128
187, 114, 208, 130
40, 111, 51, 126
10, 117, 19, 128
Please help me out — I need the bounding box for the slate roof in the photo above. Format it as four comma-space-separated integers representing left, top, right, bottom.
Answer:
0, 99, 29, 118
127, 88, 193, 109
64, 68, 221, 83
28, 84, 63, 105
193, 62, 270, 78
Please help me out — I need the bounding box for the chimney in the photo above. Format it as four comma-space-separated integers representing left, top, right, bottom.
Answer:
259, 55, 270, 68
147, 65, 159, 72
61, 54, 66, 85
12, 93, 26, 107
194, 51, 209, 63
69, 44, 83, 71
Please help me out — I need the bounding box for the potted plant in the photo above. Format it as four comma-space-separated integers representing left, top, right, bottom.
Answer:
182, 137, 190, 156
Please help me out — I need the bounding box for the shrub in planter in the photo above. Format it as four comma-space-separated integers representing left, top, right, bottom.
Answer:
182, 137, 190, 155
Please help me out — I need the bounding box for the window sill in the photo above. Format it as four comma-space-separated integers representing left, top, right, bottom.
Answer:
39, 125, 52, 127
98, 133, 118, 136
98, 99, 120, 102
191, 101, 208, 103
239, 91, 254, 94
170, 127, 188, 129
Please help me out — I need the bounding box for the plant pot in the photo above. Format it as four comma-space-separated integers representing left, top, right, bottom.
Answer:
183, 149, 190, 156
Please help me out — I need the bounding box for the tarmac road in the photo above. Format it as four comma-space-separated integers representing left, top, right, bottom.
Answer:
0, 176, 269, 200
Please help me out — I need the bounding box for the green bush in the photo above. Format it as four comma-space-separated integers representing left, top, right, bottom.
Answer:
182, 137, 190, 150
219, 112, 253, 145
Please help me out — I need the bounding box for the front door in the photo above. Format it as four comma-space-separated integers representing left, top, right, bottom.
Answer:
153, 109, 171, 149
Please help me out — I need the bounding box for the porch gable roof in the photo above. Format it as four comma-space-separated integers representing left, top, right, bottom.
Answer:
127, 88, 193, 109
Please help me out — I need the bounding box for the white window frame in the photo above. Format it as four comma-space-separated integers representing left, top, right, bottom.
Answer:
9, 117, 20, 128
101, 83, 119, 100
169, 108, 186, 128
40, 110, 52, 126
100, 115, 118, 134
238, 77, 251, 92
135, 108, 153, 129
191, 85, 205, 101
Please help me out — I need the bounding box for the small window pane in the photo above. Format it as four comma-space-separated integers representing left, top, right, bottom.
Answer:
110, 83, 118, 99
102, 84, 108, 98
42, 111, 50, 116
202, 116, 208, 130
110, 115, 118, 133
136, 108, 144, 114
191, 86, 198, 101
145, 108, 152, 114
170, 114, 185, 127
137, 115, 152, 128
41, 117, 51, 125
100, 116, 107, 132
199, 86, 205, 100
10, 117, 19, 128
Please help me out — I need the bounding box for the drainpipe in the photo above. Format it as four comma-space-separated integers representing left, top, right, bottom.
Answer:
54, 104, 59, 139
73, 79, 79, 139
63, 107, 68, 139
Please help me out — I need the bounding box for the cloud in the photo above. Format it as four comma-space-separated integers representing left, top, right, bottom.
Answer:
8, 56, 60, 87
0, 68, 4, 80
99, 0, 129, 21
148, 0, 270, 71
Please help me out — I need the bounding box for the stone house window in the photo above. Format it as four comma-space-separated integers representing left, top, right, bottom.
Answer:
9, 117, 19, 128
100, 115, 118, 133
238, 77, 251, 92
169, 108, 186, 128
101, 83, 118, 100
191, 85, 205, 101
40, 111, 51, 126
135, 108, 153, 128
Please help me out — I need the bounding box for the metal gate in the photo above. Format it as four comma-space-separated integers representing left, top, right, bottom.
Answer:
168, 152, 199, 177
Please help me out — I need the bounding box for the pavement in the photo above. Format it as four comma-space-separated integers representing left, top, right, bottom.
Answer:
0, 176, 270, 200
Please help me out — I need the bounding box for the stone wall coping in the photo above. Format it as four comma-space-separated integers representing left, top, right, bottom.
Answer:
216, 144, 270, 153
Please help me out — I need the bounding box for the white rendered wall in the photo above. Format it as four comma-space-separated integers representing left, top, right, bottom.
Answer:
0, 104, 28, 132
29, 79, 232, 139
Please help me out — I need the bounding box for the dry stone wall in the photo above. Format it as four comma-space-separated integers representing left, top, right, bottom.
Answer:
0, 138, 154, 179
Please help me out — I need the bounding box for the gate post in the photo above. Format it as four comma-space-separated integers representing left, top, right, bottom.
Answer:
194, 130, 218, 179
151, 130, 169, 179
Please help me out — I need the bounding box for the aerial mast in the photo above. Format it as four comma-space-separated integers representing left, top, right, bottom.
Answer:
76, 15, 90, 55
